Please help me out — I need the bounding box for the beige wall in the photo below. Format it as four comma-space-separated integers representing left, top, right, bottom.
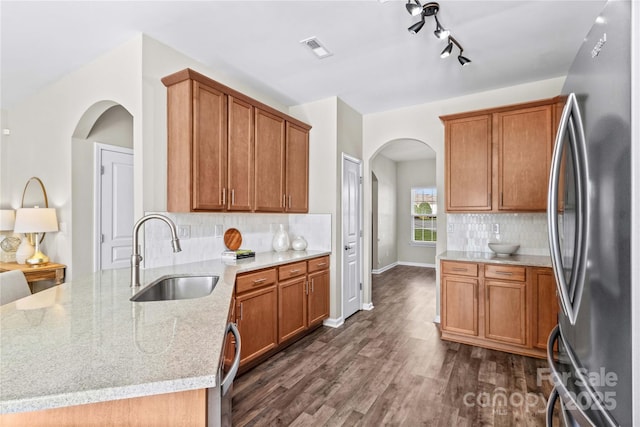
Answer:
370, 154, 397, 271
290, 96, 363, 323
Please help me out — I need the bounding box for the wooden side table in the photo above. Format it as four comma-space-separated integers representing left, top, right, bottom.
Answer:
0, 262, 66, 292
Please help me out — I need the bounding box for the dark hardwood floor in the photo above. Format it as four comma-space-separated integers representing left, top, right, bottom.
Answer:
232, 265, 555, 426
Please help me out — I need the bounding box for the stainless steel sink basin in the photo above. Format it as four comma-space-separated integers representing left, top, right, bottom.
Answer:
130, 274, 219, 302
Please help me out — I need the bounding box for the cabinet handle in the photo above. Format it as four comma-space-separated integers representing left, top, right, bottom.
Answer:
289, 269, 300, 275
452, 267, 467, 272
231, 189, 235, 206
222, 188, 226, 206
253, 278, 266, 285
495, 271, 513, 276
283, 194, 286, 208
311, 279, 314, 293
239, 302, 243, 321
288, 195, 292, 208
316, 262, 327, 267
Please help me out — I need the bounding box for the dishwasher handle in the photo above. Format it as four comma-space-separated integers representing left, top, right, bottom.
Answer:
221, 322, 241, 397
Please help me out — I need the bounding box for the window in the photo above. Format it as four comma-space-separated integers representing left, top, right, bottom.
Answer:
411, 187, 437, 244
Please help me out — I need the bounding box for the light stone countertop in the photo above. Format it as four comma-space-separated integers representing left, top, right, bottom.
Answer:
438, 251, 552, 268
0, 249, 330, 414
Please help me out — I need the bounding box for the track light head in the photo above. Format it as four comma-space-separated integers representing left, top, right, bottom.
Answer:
408, 18, 426, 34
433, 15, 449, 39
458, 54, 471, 65
406, 0, 422, 16
440, 42, 453, 58
434, 26, 450, 39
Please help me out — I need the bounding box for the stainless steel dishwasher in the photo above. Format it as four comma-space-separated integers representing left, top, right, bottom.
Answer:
208, 322, 241, 427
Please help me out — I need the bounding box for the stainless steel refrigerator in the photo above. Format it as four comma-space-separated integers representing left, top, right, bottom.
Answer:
546, 0, 632, 425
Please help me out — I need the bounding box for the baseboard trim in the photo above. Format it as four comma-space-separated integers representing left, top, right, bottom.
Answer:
371, 262, 398, 275
397, 261, 436, 268
323, 317, 344, 328
433, 315, 440, 324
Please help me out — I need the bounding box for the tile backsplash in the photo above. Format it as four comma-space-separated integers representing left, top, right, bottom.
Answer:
142, 212, 332, 269
446, 213, 549, 256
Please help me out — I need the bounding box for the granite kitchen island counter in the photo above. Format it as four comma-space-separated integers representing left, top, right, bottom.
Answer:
0, 250, 329, 415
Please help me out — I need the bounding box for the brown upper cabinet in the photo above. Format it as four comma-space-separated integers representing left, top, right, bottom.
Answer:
162, 68, 311, 213
441, 97, 564, 212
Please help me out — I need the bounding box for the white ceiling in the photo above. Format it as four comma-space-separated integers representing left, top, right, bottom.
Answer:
1, 1, 607, 114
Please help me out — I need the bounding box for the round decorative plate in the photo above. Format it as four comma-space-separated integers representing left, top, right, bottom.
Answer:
223, 228, 242, 251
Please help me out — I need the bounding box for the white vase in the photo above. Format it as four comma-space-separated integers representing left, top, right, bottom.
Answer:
272, 224, 290, 252
291, 236, 307, 251
15, 236, 34, 264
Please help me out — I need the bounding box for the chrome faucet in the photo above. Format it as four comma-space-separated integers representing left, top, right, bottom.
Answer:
131, 214, 182, 287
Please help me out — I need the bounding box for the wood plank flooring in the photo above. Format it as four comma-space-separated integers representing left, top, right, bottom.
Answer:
232, 265, 556, 426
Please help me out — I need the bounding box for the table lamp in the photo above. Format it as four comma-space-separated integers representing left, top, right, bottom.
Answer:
14, 207, 59, 265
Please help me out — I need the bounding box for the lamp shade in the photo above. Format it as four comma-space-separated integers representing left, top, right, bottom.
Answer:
0, 210, 15, 231
14, 208, 58, 233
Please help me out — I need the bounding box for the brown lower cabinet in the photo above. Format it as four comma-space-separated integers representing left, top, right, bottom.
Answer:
440, 260, 558, 358
235, 255, 330, 371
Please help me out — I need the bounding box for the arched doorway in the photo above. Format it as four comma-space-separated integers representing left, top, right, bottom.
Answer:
370, 138, 437, 274
71, 102, 133, 278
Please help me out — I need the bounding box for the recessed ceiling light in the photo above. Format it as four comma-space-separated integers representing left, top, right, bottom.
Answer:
300, 37, 333, 59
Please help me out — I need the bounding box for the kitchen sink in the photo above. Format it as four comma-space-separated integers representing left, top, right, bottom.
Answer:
130, 274, 218, 302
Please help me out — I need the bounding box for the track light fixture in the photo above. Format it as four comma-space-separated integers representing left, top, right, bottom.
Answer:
406, 2, 471, 66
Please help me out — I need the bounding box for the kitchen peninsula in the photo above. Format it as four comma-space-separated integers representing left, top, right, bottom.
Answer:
0, 250, 329, 425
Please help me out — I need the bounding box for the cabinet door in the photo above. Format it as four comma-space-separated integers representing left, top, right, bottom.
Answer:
307, 269, 329, 327
441, 275, 478, 336
278, 277, 308, 342
235, 285, 277, 366
227, 96, 254, 211
445, 115, 492, 211
254, 109, 285, 212
484, 280, 526, 345
496, 105, 553, 211
192, 81, 227, 211
532, 268, 559, 350
285, 122, 309, 213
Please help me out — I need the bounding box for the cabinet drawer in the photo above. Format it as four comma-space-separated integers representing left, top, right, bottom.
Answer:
278, 261, 307, 281
236, 268, 277, 293
308, 256, 329, 273
484, 264, 526, 282
441, 261, 478, 277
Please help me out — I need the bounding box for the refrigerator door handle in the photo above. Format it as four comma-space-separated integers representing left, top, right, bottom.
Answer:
546, 326, 617, 427
547, 93, 588, 325
546, 387, 560, 427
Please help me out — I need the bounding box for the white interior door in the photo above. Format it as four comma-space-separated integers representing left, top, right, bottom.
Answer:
342, 155, 362, 320
97, 144, 134, 271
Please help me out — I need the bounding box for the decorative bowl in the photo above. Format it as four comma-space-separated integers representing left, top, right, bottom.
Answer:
488, 242, 520, 256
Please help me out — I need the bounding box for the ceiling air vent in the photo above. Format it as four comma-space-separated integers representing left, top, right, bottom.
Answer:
300, 37, 333, 59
